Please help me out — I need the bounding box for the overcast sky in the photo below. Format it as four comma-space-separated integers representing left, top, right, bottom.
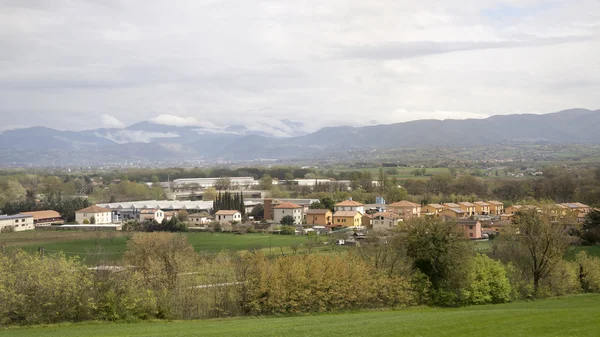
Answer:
1, 0, 599, 133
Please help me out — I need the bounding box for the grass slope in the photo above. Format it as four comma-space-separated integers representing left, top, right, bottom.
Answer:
2, 294, 599, 337
5, 232, 320, 263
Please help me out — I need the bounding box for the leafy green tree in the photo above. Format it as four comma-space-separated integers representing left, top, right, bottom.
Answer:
250, 203, 264, 220
280, 225, 296, 235
280, 215, 295, 226
400, 216, 474, 306
582, 209, 600, 244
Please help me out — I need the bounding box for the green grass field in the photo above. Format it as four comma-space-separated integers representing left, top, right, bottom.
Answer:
1, 231, 329, 264
2, 294, 598, 337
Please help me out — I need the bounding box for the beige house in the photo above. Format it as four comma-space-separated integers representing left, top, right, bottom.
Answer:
188, 213, 211, 225
387, 200, 421, 219
473, 202, 490, 215
0, 214, 34, 232
333, 210, 362, 227
458, 202, 476, 216
215, 210, 242, 224
138, 209, 165, 223
371, 211, 402, 231
441, 207, 467, 219
487, 201, 504, 215
76, 205, 112, 224
305, 209, 332, 226
334, 199, 365, 214
422, 204, 445, 217
273, 202, 303, 225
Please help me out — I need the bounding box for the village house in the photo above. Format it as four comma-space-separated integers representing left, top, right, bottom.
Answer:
75, 206, 112, 224
334, 199, 365, 214
387, 200, 421, 219
332, 210, 362, 227
273, 202, 303, 225
458, 202, 476, 216
0, 214, 34, 232
421, 204, 445, 217
443, 202, 461, 210
473, 202, 490, 215
441, 207, 467, 219
138, 209, 165, 223
215, 210, 242, 224
456, 219, 483, 239
305, 209, 332, 226
504, 205, 523, 215
487, 201, 504, 216
362, 213, 374, 228
188, 213, 211, 225
19, 210, 64, 226
489, 220, 511, 233
371, 211, 402, 231
560, 202, 591, 214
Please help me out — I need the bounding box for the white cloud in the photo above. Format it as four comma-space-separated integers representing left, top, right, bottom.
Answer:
101, 114, 125, 128
96, 130, 179, 143
0, 0, 599, 131
149, 114, 218, 128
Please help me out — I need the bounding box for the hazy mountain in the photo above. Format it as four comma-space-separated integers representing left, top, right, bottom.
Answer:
1, 109, 599, 165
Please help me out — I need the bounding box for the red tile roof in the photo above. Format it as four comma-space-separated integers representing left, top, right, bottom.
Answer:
388, 200, 420, 207
76, 205, 110, 213
273, 202, 302, 209
334, 200, 364, 207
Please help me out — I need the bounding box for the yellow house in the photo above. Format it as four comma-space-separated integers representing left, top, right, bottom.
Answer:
487, 201, 504, 215
441, 207, 467, 219
422, 204, 445, 217
560, 202, 591, 214
504, 205, 523, 215
473, 201, 490, 215
443, 202, 461, 209
305, 209, 332, 226
333, 211, 362, 227
458, 202, 476, 216
387, 200, 421, 219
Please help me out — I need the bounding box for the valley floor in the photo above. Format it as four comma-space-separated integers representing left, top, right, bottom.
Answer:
2, 294, 599, 337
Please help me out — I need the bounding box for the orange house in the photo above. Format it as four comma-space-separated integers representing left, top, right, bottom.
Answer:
305, 209, 332, 226
387, 200, 421, 219
458, 202, 476, 216
473, 202, 490, 215
487, 201, 504, 215
456, 219, 482, 239
441, 207, 467, 219
422, 204, 445, 217
333, 211, 362, 227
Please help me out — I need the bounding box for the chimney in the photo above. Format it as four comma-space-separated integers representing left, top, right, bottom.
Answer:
264, 198, 273, 220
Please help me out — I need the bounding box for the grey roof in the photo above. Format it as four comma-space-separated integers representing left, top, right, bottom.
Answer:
0, 214, 33, 220
97, 199, 258, 211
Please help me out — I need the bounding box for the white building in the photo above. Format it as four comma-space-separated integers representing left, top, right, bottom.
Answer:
215, 210, 242, 224
334, 199, 365, 214
0, 214, 34, 232
138, 209, 165, 223
170, 177, 258, 190
75, 206, 112, 224
273, 201, 303, 225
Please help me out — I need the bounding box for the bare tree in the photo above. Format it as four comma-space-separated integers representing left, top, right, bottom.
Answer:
495, 209, 573, 296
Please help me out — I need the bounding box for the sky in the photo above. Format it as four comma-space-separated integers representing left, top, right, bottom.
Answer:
1, 0, 599, 134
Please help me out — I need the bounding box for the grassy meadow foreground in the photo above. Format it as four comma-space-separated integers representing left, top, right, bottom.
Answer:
2, 294, 599, 337
0, 231, 332, 263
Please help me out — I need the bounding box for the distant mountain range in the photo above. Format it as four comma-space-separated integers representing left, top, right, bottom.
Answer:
1, 108, 599, 166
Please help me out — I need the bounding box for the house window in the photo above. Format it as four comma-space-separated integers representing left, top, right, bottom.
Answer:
469, 225, 474, 230
469, 233, 474, 238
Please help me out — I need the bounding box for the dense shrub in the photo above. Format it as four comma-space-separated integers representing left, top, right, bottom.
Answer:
237, 253, 415, 315
574, 251, 600, 293
464, 255, 511, 305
